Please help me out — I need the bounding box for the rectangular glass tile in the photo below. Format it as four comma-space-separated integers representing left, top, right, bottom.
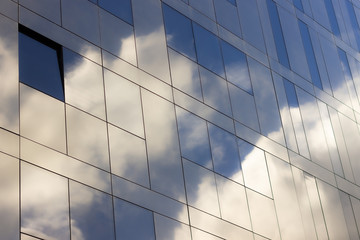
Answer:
98, 0, 133, 25
0, 153, 19, 240
193, 23, 225, 78
213, 0, 241, 37
339, 191, 360, 240
142, 90, 186, 202
163, 3, 196, 61
21, 162, 69, 240
324, 0, 341, 37
69, 181, 115, 240
0, 128, 19, 158
154, 214, 191, 240
191, 228, 223, 240
309, 0, 331, 30
19, 0, 61, 24
189, 0, 215, 20
176, 107, 212, 169
183, 159, 220, 217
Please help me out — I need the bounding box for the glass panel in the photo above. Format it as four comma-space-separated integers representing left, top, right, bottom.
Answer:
168, 48, 202, 101
248, 58, 285, 145
66, 105, 110, 171
292, 0, 304, 11
189, 0, 215, 20
298, 21, 322, 89
283, 79, 310, 158
216, 174, 251, 229
324, 0, 341, 37
132, 0, 170, 83
304, 174, 328, 239
278, 6, 311, 80
266, 0, 290, 68
228, 84, 260, 132
183, 159, 220, 216
141, 90, 186, 202
247, 189, 281, 240
291, 167, 317, 239
176, 107, 212, 169
21, 137, 111, 193
69, 181, 115, 240
272, 74, 298, 152
114, 198, 155, 240
108, 124, 149, 187
163, 4, 196, 61
21, 162, 69, 240
0, 153, 18, 240
317, 101, 343, 177
237, 0, 266, 52
317, 180, 350, 239
221, 40, 252, 94
199, 67, 232, 116
309, 0, 331, 30
189, 206, 253, 239
213, 0, 241, 37
266, 153, 306, 239
19, 0, 61, 24
193, 23, 225, 78
238, 139, 272, 197
98, 0, 133, 25
0, 15, 18, 133
112, 175, 189, 224
338, 48, 360, 113
296, 87, 333, 171
19, 28, 63, 101
104, 69, 144, 137
351, 196, 360, 235
0, 128, 19, 157
191, 228, 223, 240
344, 0, 360, 50
99, 9, 136, 65
61, 0, 100, 45
339, 191, 360, 240
208, 123, 243, 184
21, 234, 41, 240
63, 48, 106, 119
328, 107, 354, 182
20, 84, 66, 153
154, 214, 191, 240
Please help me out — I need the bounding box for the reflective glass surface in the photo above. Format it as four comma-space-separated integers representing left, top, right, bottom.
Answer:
324, 0, 341, 37
21, 163, 69, 240
292, 0, 303, 11
19, 29, 64, 101
114, 198, 155, 240
176, 107, 212, 169
163, 4, 196, 61
213, 0, 241, 37
208, 123, 243, 184
154, 214, 191, 240
98, 0, 133, 25
221, 40, 252, 94
193, 23, 225, 78
69, 181, 115, 240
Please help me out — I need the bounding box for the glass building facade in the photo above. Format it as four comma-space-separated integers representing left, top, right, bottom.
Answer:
2, 0, 360, 239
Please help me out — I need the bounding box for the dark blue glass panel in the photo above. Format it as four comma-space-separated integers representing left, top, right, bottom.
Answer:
298, 21, 323, 89
19, 31, 64, 101
162, 4, 196, 61
208, 124, 242, 183
283, 79, 299, 108
176, 108, 213, 169
114, 198, 155, 240
324, 0, 340, 37
266, 0, 290, 68
292, 0, 303, 11
221, 40, 252, 94
98, 0, 133, 25
193, 23, 225, 78
345, 0, 360, 50
89, 0, 97, 4
227, 0, 236, 6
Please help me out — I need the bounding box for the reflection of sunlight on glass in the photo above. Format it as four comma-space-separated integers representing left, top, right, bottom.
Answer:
118, 34, 137, 65
225, 63, 252, 93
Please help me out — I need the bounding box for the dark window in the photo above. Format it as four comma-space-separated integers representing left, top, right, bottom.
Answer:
324, 0, 340, 37
19, 25, 64, 101
98, 0, 133, 25
163, 3, 196, 61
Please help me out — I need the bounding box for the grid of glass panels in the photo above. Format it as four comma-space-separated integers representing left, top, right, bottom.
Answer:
1, 0, 360, 239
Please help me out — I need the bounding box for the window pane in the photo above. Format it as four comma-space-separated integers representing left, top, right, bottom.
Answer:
98, 0, 133, 25
221, 40, 252, 94
19, 28, 64, 101
324, 0, 340, 37
154, 214, 191, 240
293, 0, 304, 11
114, 198, 155, 240
163, 4, 196, 61
69, 181, 115, 240
193, 23, 225, 78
